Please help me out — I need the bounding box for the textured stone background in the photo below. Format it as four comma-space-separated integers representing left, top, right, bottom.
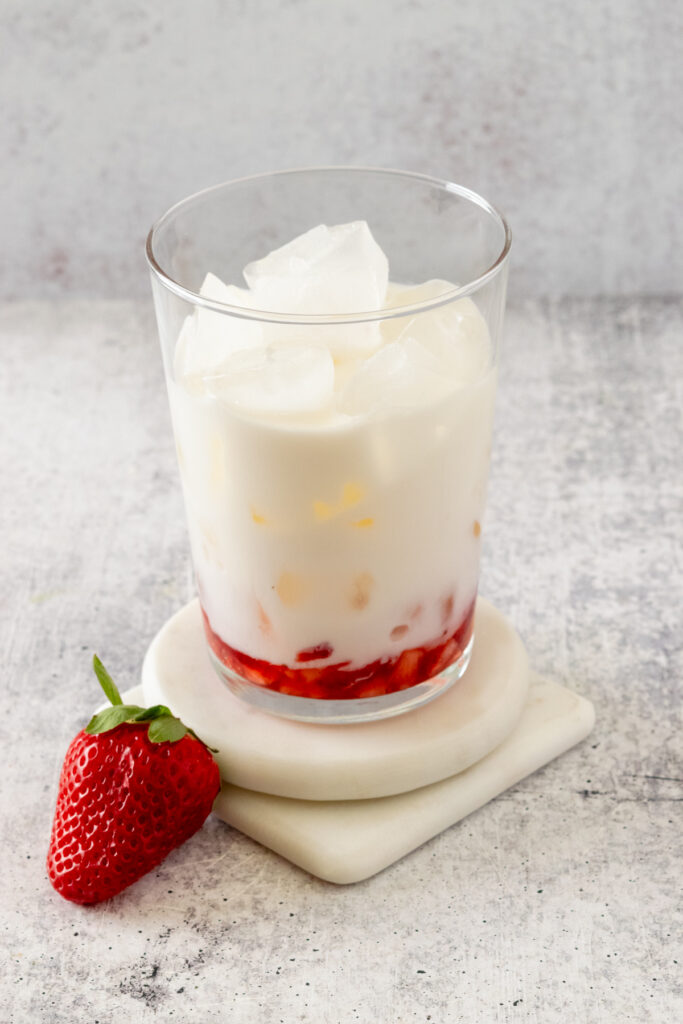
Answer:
2, 0, 682, 300
2, 2, 682, 1020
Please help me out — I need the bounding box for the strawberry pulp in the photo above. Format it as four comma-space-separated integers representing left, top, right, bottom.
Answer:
202, 600, 475, 701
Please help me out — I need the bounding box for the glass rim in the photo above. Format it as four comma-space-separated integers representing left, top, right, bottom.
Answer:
145, 165, 512, 325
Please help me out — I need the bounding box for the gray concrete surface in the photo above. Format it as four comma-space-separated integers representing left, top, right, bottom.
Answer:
1, 297, 680, 1022
2, 0, 682, 301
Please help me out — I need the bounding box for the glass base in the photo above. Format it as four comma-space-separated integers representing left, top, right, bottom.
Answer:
208, 634, 474, 724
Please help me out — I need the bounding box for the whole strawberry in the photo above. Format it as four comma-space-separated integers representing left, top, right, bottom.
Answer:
47, 656, 221, 904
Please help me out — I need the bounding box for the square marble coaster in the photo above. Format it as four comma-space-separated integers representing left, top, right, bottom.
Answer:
211, 676, 594, 884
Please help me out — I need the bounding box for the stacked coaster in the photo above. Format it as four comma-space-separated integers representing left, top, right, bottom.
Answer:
135, 599, 594, 884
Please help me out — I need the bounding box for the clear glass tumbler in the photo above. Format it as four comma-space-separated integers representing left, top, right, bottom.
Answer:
146, 168, 510, 723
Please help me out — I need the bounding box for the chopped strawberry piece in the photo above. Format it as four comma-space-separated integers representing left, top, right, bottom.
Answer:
354, 681, 388, 699
390, 648, 422, 690
296, 642, 334, 663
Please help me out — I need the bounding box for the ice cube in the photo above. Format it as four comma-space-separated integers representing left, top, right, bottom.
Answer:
340, 289, 492, 416
199, 271, 252, 306
381, 279, 455, 343
384, 278, 455, 309
339, 337, 452, 416
396, 296, 491, 383
175, 272, 264, 379
204, 342, 335, 417
244, 222, 389, 314
244, 223, 389, 360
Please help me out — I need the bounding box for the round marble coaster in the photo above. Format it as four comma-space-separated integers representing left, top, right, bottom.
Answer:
141, 597, 529, 802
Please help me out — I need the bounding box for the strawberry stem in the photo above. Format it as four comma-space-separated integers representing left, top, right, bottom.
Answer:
93, 655, 123, 706
86, 656, 218, 752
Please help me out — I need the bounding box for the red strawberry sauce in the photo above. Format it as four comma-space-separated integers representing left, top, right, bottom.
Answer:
202, 599, 475, 700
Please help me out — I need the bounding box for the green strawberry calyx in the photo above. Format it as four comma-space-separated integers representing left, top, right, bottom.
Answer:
85, 655, 217, 750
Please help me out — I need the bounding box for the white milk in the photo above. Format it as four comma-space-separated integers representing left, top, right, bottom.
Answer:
169, 224, 496, 669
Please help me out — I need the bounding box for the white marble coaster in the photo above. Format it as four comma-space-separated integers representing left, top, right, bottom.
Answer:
212, 677, 595, 884
140, 597, 530, 801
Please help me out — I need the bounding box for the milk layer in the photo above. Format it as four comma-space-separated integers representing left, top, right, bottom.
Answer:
168, 230, 497, 672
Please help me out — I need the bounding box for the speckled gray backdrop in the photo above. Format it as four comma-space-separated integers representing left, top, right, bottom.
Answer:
2, 0, 681, 300
2, 2, 683, 1018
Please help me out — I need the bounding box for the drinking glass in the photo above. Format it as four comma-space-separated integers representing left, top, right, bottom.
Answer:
146, 168, 511, 723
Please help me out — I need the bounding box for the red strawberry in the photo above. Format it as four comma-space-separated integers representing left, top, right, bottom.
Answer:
46, 656, 221, 905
